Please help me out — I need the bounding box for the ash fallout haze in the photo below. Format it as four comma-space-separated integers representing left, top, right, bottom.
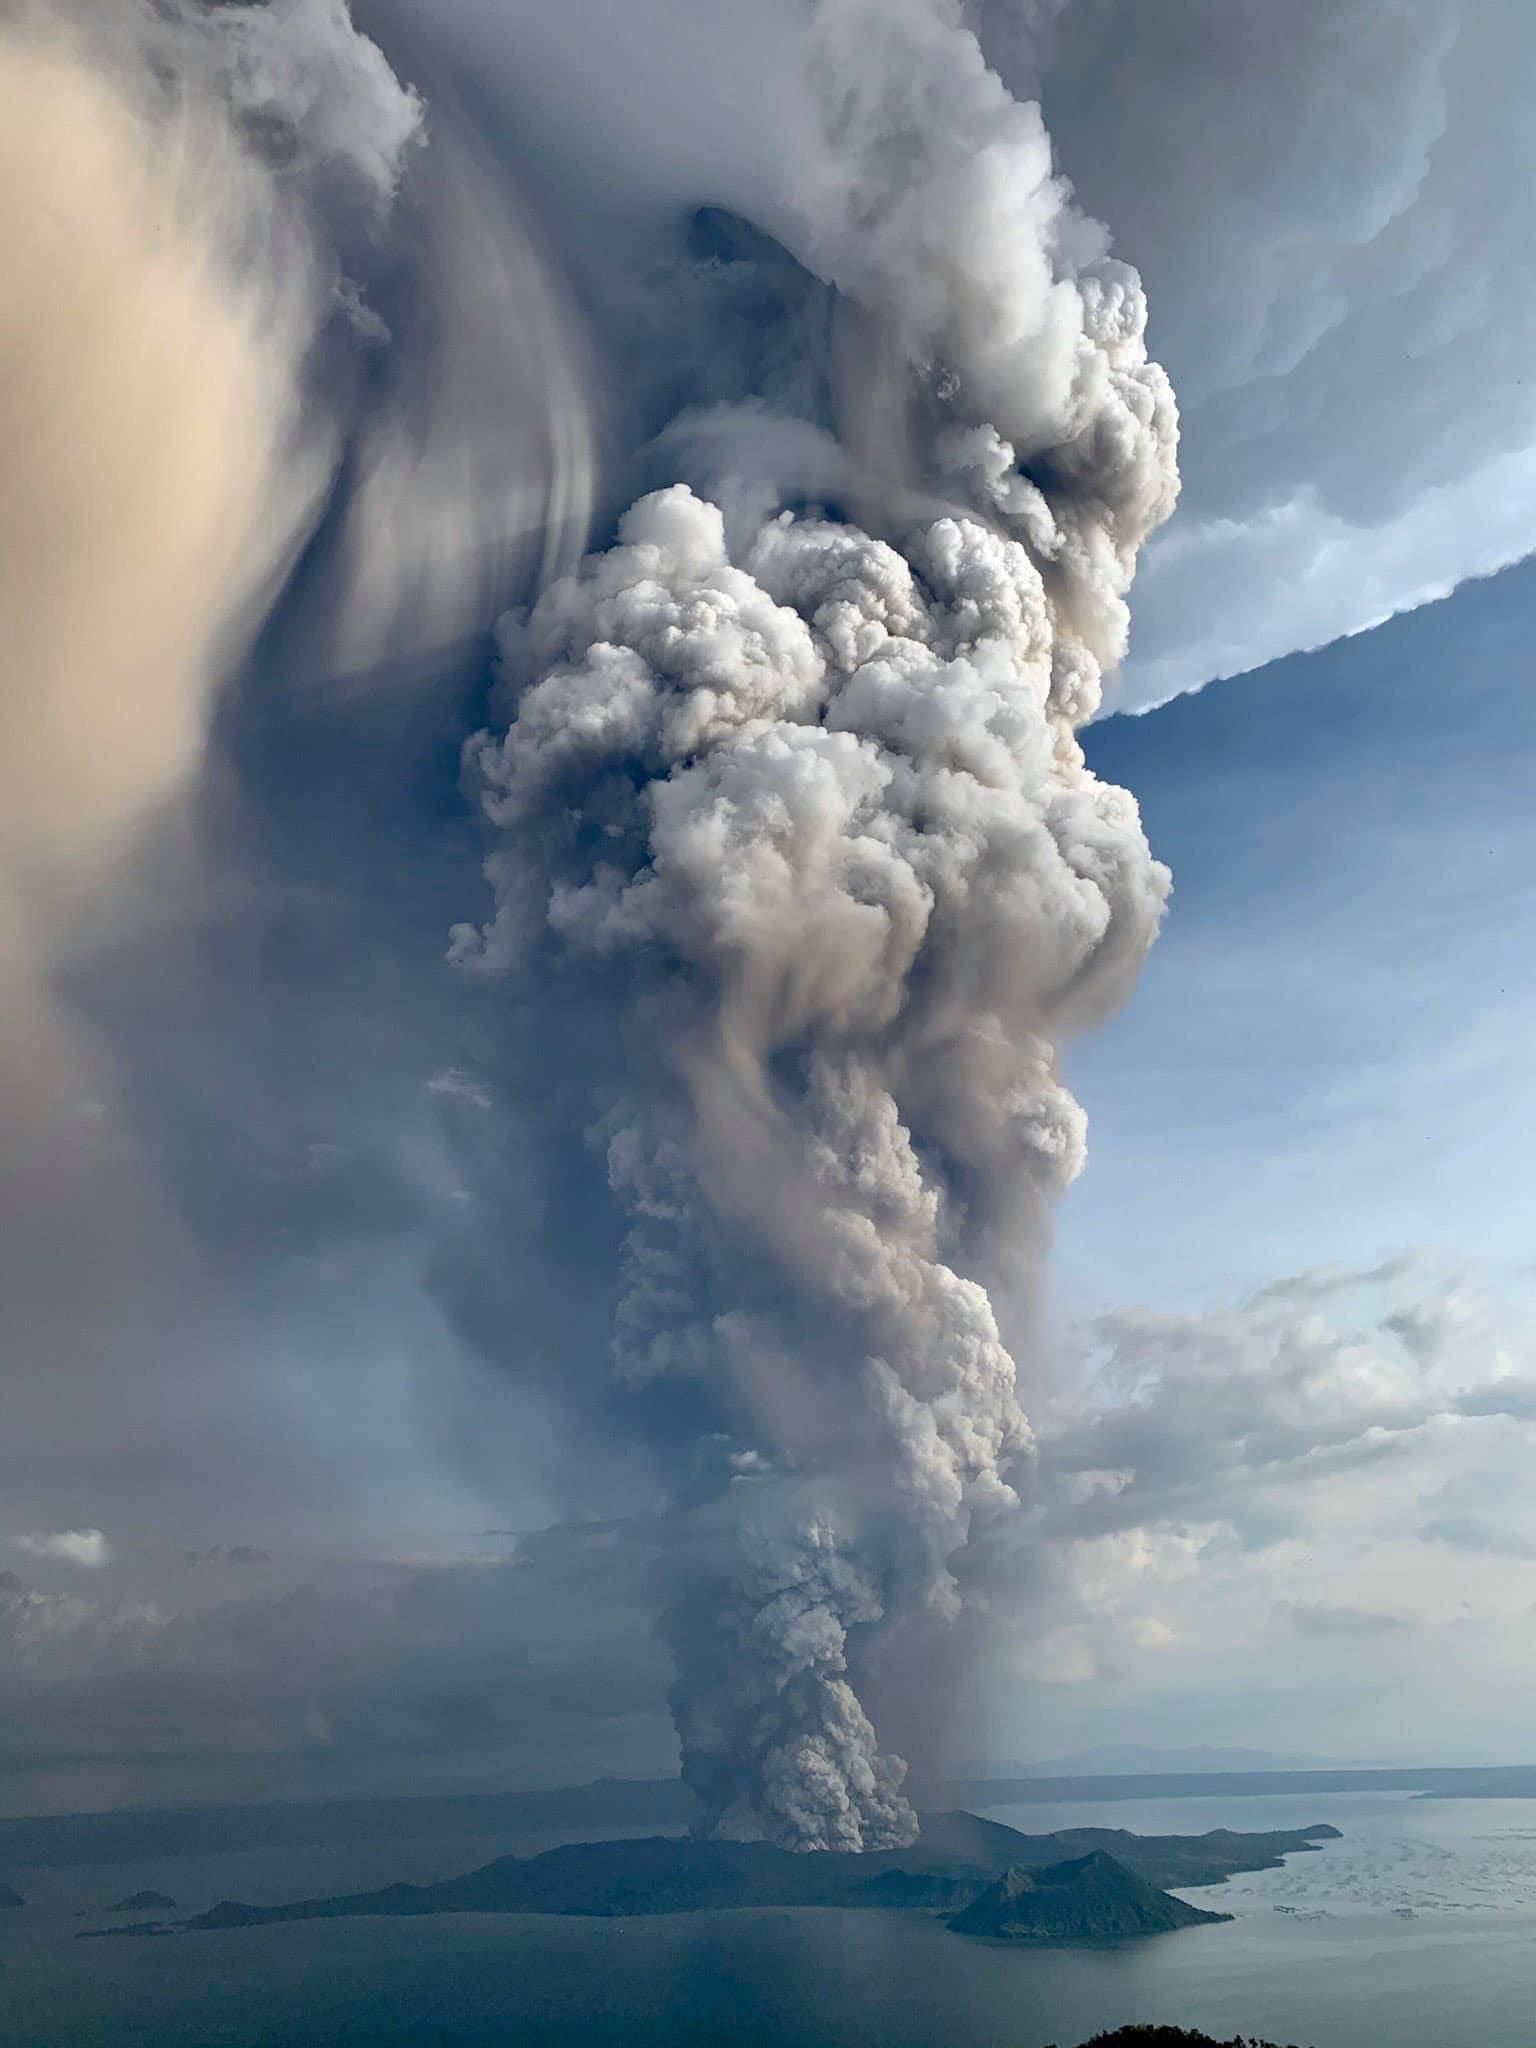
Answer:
8, 0, 1536, 1986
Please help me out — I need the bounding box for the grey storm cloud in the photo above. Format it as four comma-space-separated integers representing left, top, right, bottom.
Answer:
1384, 1294, 1470, 1366
1002, 0, 1536, 704
0, 1523, 676, 1798
1418, 1517, 1536, 1562
1244, 1256, 1417, 1314
924, 1263, 1534, 1721
1281, 1601, 1416, 1642
1456, 1380, 1536, 1424
1029, 1270, 1522, 1553
1, 1255, 1529, 1803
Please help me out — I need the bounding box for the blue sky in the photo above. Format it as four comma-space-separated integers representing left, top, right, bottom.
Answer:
1063, 557, 1536, 1313
973, 561, 1536, 1766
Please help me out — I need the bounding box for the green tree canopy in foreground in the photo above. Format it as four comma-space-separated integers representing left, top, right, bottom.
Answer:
1056, 2028, 1304, 2048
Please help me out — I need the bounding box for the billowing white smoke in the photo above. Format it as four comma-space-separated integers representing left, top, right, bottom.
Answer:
454, 0, 1177, 1849
662, 1510, 920, 1852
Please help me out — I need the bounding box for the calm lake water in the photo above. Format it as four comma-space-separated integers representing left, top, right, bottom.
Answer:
7, 1792, 1536, 2046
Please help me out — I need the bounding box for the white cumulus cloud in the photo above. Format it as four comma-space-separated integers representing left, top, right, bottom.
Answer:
17, 1530, 112, 1570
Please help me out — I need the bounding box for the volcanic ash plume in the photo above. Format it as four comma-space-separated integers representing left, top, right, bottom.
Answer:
454, 0, 1177, 1852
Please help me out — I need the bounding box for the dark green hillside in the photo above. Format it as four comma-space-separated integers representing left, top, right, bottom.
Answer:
179, 1809, 1336, 1939
948, 1851, 1230, 1942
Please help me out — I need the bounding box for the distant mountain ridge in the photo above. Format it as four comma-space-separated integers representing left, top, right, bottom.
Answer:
960, 1745, 1374, 1778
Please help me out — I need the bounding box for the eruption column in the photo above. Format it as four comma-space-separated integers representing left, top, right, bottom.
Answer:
453, 0, 1178, 1850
